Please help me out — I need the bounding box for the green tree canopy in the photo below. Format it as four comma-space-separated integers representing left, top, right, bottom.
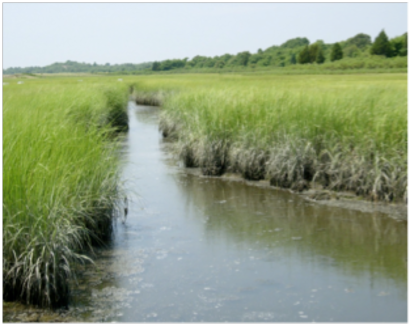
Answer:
402, 33, 408, 56
298, 45, 311, 64
390, 32, 407, 57
187, 55, 208, 68
259, 55, 272, 66
309, 43, 320, 63
280, 37, 310, 49
330, 43, 343, 61
370, 30, 393, 57
236, 51, 252, 66
4, 30, 407, 75
298, 43, 325, 64
316, 47, 325, 64
344, 45, 360, 58
214, 60, 225, 69
290, 53, 297, 64
220, 53, 233, 63
152, 61, 161, 71
346, 33, 372, 49
249, 53, 264, 65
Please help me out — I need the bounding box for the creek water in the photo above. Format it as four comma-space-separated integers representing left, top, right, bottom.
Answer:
4, 101, 407, 322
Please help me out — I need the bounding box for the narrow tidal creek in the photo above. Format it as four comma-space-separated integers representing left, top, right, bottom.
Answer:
4, 102, 407, 322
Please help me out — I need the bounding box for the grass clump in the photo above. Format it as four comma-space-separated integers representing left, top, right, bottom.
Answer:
104, 88, 129, 132
3, 77, 128, 308
129, 82, 170, 106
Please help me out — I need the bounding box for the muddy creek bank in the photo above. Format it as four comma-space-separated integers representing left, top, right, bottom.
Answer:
4, 102, 407, 322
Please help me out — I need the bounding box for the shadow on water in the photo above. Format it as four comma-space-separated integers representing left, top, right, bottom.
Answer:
4, 101, 407, 322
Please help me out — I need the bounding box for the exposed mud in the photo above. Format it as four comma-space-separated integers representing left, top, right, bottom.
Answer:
176, 156, 407, 221
3, 246, 147, 323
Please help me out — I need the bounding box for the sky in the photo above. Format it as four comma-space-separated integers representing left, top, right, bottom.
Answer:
2, 2, 408, 69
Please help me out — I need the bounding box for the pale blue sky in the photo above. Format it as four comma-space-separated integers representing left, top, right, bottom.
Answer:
3, 2, 408, 69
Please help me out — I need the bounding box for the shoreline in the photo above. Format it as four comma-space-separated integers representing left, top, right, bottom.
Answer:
132, 85, 407, 220
182, 167, 407, 221
162, 136, 407, 221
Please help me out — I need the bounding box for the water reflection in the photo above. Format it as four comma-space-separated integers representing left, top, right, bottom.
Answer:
125, 102, 406, 322
174, 174, 407, 286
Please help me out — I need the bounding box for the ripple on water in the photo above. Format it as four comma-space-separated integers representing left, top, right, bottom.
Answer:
243, 311, 275, 321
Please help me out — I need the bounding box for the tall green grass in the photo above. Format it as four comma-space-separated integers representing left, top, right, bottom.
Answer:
4, 72, 405, 307
135, 73, 407, 202
3, 77, 129, 307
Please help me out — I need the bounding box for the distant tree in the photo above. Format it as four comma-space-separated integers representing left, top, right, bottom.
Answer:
316, 47, 325, 64
214, 60, 225, 69
249, 53, 264, 65
152, 61, 161, 71
188, 55, 208, 68
370, 30, 392, 57
298, 45, 311, 64
290, 53, 297, 64
204, 58, 216, 68
344, 45, 360, 58
236, 51, 251, 66
280, 37, 310, 49
390, 39, 402, 57
330, 43, 343, 61
345, 33, 372, 49
309, 43, 320, 63
402, 33, 408, 56
173, 59, 187, 69
220, 53, 233, 63
258, 55, 272, 66
160, 60, 173, 71
390, 33, 407, 57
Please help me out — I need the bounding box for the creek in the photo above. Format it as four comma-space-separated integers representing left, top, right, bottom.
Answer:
4, 101, 407, 322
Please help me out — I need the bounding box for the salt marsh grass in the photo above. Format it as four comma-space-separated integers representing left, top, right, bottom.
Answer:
3, 77, 129, 307
137, 73, 406, 202
4, 72, 405, 307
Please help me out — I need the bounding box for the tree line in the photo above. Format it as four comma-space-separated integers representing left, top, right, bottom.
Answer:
151, 30, 407, 71
3, 60, 152, 75
3, 30, 407, 75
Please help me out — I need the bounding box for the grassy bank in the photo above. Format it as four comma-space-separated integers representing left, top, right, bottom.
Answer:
130, 73, 407, 203
3, 77, 129, 307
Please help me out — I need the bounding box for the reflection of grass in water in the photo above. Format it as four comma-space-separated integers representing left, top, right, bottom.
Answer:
3, 77, 129, 308
130, 73, 407, 202
176, 174, 407, 286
